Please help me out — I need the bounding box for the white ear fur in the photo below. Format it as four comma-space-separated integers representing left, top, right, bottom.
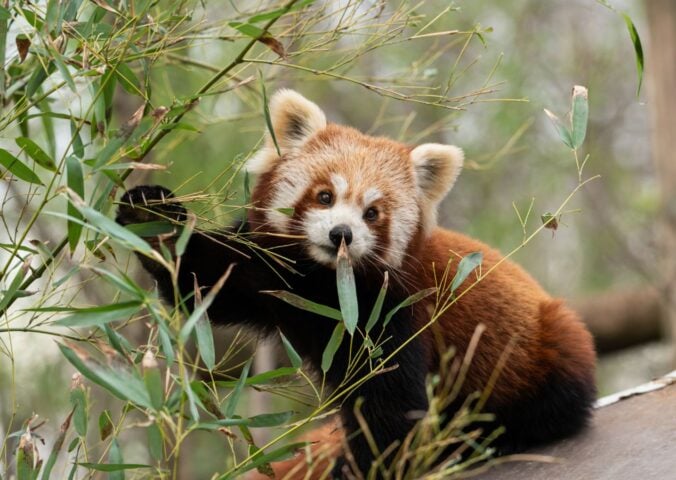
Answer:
247, 89, 327, 174
411, 143, 464, 232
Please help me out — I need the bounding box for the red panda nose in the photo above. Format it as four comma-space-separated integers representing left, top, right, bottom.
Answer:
329, 224, 353, 247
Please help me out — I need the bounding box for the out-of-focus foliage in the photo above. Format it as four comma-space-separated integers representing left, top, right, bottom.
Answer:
0, 0, 656, 478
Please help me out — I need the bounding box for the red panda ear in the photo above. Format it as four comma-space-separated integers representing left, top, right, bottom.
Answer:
411, 143, 464, 231
247, 89, 327, 174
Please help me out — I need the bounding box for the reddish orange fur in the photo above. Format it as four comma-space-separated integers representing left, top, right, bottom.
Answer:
247, 229, 595, 479
243, 91, 595, 478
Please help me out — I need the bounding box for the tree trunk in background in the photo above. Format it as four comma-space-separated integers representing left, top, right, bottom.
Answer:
646, 0, 676, 368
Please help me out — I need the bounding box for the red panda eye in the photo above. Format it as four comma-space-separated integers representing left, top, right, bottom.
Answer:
364, 207, 378, 222
318, 191, 333, 205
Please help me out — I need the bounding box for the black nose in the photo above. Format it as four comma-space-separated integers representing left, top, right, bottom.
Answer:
329, 224, 353, 247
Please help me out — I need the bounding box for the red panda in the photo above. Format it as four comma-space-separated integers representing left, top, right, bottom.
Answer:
116, 90, 596, 479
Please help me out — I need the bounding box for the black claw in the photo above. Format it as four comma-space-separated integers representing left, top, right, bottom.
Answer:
116, 185, 187, 226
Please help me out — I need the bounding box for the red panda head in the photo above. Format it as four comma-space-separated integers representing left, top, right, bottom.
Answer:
247, 90, 463, 269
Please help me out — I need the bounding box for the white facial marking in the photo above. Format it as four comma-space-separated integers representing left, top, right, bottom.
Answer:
363, 187, 382, 205
304, 202, 374, 266
331, 174, 349, 197
265, 164, 310, 231
386, 202, 419, 268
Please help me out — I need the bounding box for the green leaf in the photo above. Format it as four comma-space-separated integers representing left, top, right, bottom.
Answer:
143, 353, 164, 411
321, 322, 345, 372
93, 136, 126, 169
199, 411, 293, 429
58, 344, 153, 408
224, 358, 252, 418
70, 121, 85, 158
192, 271, 215, 371
71, 201, 154, 255
40, 409, 72, 480
365, 272, 388, 333
16, 433, 41, 480
15, 137, 58, 172
124, 221, 175, 237
279, 332, 302, 369
70, 388, 87, 436
543, 109, 573, 149
384, 288, 437, 328
26, 60, 55, 98
115, 63, 142, 96
336, 244, 358, 335
65, 155, 84, 252
450, 252, 483, 294
260, 74, 281, 156
218, 442, 310, 480
0, 149, 43, 185
178, 266, 233, 343
194, 312, 215, 371
0, 263, 29, 313
622, 12, 644, 97
229, 21, 265, 38
108, 438, 124, 480
263, 291, 342, 321
147, 422, 163, 460
103, 325, 133, 357
52, 301, 142, 328
571, 86, 588, 149
91, 267, 145, 300
215, 367, 297, 388
98, 410, 113, 441
78, 463, 150, 472
175, 214, 195, 257
20, 8, 45, 30
50, 46, 76, 92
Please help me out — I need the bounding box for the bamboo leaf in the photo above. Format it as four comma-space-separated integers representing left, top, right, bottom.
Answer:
52, 301, 142, 328
70, 388, 87, 437
321, 322, 345, 372
178, 265, 233, 342
79, 463, 150, 472
571, 85, 588, 149
263, 291, 342, 321
193, 275, 215, 371
175, 213, 195, 257
98, 410, 113, 441
58, 344, 152, 408
15, 137, 57, 172
336, 240, 358, 335
65, 156, 84, 252
218, 442, 309, 480
224, 358, 252, 418
260, 74, 280, 156
622, 12, 644, 96
383, 288, 437, 328
0, 148, 43, 185
543, 109, 574, 149
69, 198, 154, 255
143, 351, 164, 411
147, 422, 163, 460
40, 409, 73, 480
450, 252, 483, 294
365, 272, 388, 333
215, 367, 297, 387
279, 332, 302, 369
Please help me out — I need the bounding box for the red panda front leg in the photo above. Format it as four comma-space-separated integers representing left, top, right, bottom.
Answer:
332, 317, 429, 479
115, 185, 290, 330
